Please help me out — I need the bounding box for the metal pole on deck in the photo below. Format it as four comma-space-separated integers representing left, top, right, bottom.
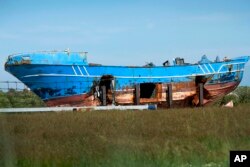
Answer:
199, 83, 204, 107
101, 86, 106, 106
134, 84, 140, 105
167, 84, 173, 108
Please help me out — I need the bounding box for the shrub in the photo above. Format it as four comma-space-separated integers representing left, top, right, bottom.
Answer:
0, 89, 45, 108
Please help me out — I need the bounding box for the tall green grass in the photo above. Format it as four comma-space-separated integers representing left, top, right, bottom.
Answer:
1, 104, 250, 166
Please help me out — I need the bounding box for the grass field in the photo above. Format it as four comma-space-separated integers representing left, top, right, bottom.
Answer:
1, 104, 250, 167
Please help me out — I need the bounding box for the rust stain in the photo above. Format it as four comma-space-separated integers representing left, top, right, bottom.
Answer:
20, 60, 31, 64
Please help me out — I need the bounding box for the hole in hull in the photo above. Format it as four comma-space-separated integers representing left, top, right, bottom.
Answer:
99, 75, 114, 104
140, 83, 156, 98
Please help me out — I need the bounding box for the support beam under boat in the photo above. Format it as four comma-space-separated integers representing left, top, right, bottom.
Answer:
167, 84, 173, 108
101, 86, 107, 106
134, 84, 140, 105
199, 83, 204, 107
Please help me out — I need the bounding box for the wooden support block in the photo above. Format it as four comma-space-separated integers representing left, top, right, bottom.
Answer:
199, 83, 204, 107
167, 84, 173, 108
134, 84, 140, 105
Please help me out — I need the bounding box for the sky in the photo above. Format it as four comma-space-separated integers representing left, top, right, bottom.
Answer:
0, 0, 250, 85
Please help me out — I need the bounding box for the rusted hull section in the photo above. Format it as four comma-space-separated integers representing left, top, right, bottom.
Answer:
203, 81, 240, 105
45, 94, 101, 107
44, 81, 240, 107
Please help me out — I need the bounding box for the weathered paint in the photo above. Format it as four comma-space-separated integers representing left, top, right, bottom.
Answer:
4, 51, 250, 107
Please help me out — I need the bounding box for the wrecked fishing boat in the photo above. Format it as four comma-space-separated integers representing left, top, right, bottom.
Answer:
5, 51, 249, 107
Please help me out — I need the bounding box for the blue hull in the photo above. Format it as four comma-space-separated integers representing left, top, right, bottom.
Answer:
5, 51, 249, 107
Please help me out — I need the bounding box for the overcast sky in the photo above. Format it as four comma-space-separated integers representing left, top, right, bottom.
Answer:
1, 0, 250, 85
